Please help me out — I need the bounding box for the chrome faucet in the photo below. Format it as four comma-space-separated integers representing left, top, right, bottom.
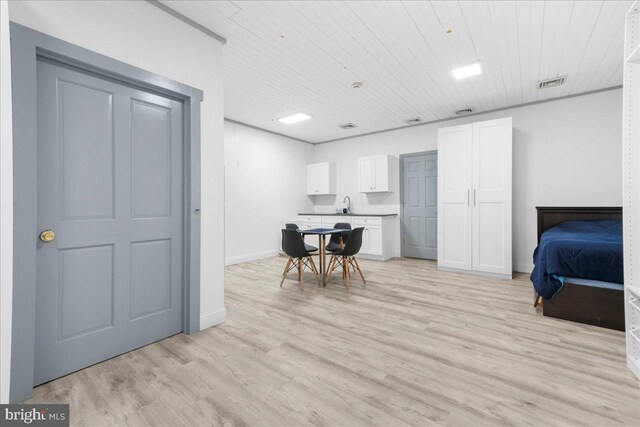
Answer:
343, 195, 351, 214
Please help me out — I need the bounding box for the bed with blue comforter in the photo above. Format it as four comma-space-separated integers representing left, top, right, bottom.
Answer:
530, 220, 623, 300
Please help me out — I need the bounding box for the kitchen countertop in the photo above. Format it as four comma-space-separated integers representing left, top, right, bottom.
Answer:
298, 213, 398, 217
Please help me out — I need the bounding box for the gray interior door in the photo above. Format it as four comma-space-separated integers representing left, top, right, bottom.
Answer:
402, 153, 437, 260
34, 58, 184, 385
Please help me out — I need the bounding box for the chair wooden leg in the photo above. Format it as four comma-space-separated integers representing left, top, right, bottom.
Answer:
343, 256, 349, 289
308, 256, 321, 287
326, 255, 334, 274
352, 256, 366, 284
327, 255, 338, 282
298, 258, 304, 291
280, 257, 292, 287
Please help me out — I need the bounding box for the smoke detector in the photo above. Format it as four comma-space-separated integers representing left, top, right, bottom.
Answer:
351, 81, 363, 89
404, 117, 423, 125
537, 76, 567, 90
338, 123, 358, 130
455, 108, 474, 116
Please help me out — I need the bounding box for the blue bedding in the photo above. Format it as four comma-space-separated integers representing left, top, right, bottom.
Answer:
530, 220, 623, 300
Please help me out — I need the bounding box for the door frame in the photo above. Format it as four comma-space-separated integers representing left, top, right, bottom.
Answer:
9, 23, 203, 402
399, 150, 437, 258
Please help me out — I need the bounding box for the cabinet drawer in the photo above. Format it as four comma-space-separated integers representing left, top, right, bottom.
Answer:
297, 216, 319, 224
322, 216, 350, 227
351, 216, 382, 226
300, 222, 321, 229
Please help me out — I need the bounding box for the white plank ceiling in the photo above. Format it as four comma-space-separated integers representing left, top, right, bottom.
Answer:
162, 0, 632, 143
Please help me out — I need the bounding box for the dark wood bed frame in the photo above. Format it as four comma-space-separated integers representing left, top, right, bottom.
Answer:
536, 206, 624, 331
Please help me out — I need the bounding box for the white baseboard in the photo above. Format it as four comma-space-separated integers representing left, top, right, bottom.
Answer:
438, 264, 533, 276
225, 249, 279, 266
438, 265, 513, 280
357, 253, 391, 261
200, 307, 227, 330
514, 264, 534, 274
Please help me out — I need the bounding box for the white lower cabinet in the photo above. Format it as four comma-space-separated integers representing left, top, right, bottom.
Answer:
290, 215, 394, 260
351, 217, 383, 256
365, 226, 382, 255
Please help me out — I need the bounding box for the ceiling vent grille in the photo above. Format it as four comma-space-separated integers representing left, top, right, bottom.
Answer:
404, 117, 423, 125
537, 76, 566, 90
455, 108, 474, 116
338, 123, 357, 129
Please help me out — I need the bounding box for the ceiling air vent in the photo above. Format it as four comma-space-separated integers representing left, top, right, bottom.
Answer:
537, 76, 566, 90
338, 123, 358, 130
455, 108, 474, 116
404, 117, 423, 125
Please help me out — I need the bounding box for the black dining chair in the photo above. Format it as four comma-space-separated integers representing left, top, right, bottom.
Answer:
281, 229, 320, 290
326, 227, 366, 289
285, 223, 318, 252
325, 222, 352, 253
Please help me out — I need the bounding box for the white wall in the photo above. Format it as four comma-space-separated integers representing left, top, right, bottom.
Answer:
0, 0, 14, 405
313, 88, 623, 272
224, 121, 314, 264
7, 0, 226, 331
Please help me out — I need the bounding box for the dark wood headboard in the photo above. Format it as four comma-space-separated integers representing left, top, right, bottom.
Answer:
536, 207, 622, 243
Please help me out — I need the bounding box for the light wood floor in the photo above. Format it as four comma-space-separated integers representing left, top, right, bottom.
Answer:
29, 256, 640, 426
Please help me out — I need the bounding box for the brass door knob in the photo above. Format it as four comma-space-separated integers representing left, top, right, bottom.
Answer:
39, 230, 56, 242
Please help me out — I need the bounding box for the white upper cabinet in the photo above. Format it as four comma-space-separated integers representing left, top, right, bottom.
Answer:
306, 162, 336, 195
358, 157, 373, 192
358, 154, 393, 192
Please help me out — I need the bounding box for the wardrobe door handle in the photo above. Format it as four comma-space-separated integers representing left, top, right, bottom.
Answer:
474, 189, 477, 206
467, 189, 470, 206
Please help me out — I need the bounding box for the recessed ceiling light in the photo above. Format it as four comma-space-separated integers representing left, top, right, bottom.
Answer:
278, 113, 312, 124
452, 62, 482, 80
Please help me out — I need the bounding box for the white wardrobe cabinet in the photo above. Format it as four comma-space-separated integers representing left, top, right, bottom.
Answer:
437, 117, 512, 278
358, 155, 393, 192
306, 162, 336, 195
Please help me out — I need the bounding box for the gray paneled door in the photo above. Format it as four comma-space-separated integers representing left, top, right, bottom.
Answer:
402, 153, 438, 260
34, 59, 184, 385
